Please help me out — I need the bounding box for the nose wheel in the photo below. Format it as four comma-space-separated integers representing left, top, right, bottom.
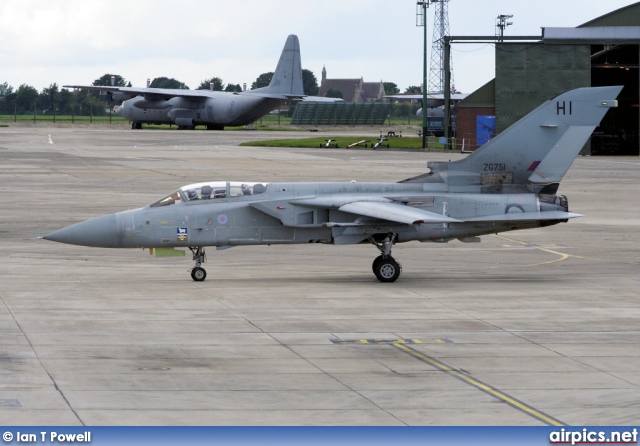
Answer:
372, 255, 401, 282
191, 267, 207, 281
189, 247, 207, 281
369, 234, 402, 283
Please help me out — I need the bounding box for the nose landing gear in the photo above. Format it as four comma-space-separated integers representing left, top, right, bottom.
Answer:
189, 246, 207, 281
369, 234, 402, 283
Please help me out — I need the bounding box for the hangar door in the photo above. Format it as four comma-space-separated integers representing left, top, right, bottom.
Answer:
591, 44, 639, 156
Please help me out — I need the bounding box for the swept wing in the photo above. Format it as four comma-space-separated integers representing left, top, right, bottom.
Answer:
339, 201, 461, 225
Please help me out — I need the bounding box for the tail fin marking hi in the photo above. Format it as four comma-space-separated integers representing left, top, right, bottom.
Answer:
447, 86, 623, 188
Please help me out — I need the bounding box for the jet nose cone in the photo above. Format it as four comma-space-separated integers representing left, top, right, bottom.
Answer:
43, 214, 122, 248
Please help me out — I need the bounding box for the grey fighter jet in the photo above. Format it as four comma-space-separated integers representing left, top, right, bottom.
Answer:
43, 86, 622, 282
65, 35, 304, 130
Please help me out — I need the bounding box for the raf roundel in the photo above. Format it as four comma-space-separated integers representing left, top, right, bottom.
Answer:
217, 214, 228, 225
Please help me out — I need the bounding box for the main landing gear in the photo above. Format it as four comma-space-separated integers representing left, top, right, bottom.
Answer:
369, 233, 402, 283
189, 246, 207, 281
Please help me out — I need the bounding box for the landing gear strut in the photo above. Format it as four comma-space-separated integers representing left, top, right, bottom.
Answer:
368, 233, 402, 283
189, 246, 207, 281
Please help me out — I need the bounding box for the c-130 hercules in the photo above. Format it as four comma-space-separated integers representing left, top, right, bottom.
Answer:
44, 86, 622, 282
65, 35, 304, 130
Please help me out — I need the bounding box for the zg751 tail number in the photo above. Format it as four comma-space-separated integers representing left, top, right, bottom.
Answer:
483, 163, 506, 172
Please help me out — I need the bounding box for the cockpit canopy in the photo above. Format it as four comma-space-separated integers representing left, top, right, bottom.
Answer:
149, 181, 268, 208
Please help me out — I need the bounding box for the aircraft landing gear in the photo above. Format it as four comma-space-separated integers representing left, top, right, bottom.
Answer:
132, 122, 142, 129
369, 234, 402, 283
189, 246, 207, 281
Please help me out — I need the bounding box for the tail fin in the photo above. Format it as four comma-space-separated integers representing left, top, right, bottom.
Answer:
252, 34, 303, 96
424, 86, 622, 193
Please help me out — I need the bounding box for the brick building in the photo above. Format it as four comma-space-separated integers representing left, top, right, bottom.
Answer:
317, 66, 385, 102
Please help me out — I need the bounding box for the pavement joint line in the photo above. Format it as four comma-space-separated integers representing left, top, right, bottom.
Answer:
5, 330, 640, 335
389, 342, 566, 427
331, 339, 453, 344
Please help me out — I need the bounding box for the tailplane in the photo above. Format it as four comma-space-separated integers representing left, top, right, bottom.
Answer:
250, 34, 303, 96
416, 86, 623, 193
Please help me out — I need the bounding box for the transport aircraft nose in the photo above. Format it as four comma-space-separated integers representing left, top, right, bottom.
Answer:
43, 214, 122, 248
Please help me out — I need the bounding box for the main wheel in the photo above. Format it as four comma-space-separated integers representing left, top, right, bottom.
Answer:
373, 257, 401, 283
372, 255, 384, 273
191, 267, 207, 281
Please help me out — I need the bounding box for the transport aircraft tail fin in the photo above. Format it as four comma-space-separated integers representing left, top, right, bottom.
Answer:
250, 34, 303, 96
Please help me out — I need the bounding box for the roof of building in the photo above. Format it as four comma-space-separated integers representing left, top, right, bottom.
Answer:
318, 77, 385, 102
579, 2, 640, 27
361, 82, 385, 101
544, 26, 640, 43
458, 80, 495, 108
318, 78, 362, 101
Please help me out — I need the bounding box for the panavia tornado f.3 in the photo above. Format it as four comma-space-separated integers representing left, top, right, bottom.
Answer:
43, 86, 622, 282
65, 34, 304, 130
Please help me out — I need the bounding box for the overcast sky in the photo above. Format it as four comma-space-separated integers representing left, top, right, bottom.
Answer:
1, 0, 637, 94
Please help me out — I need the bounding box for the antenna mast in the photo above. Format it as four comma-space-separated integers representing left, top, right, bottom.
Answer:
428, 0, 453, 94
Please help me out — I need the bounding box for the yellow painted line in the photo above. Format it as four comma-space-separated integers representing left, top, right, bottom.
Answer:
494, 234, 639, 266
494, 234, 570, 265
392, 342, 566, 427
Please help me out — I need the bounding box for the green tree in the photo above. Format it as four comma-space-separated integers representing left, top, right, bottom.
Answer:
93, 74, 128, 87
302, 69, 318, 96
0, 82, 13, 98
149, 77, 189, 89
383, 82, 399, 95
225, 83, 242, 92
405, 85, 422, 94
73, 89, 89, 115
15, 84, 38, 114
325, 88, 343, 99
81, 93, 107, 116
0, 82, 14, 114
251, 72, 273, 90
38, 83, 59, 113
396, 102, 412, 118
197, 77, 224, 91
57, 88, 73, 115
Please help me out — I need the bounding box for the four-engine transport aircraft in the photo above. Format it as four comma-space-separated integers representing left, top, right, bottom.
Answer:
43, 86, 622, 282
64, 34, 304, 130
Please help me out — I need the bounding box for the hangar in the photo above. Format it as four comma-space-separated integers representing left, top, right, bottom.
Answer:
456, 2, 640, 155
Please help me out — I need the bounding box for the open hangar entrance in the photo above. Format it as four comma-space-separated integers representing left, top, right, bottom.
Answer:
456, 6, 640, 156
591, 43, 639, 155
490, 29, 640, 156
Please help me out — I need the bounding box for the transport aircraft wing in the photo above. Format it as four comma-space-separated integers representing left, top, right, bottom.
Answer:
64, 34, 304, 103
63, 85, 213, 100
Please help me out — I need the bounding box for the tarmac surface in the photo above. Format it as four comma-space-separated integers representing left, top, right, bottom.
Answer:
0, 125, 639, 426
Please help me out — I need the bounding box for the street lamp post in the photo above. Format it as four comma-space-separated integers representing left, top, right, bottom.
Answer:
417, 1, 432, 149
